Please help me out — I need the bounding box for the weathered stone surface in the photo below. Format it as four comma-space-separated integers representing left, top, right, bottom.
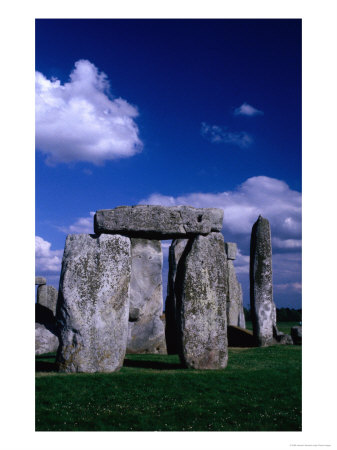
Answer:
227, 326, 254, 347
291, 326, 302, 345
94, 205, 224, 239
250, 215, 274, 347
35, 276, 46, 285
56, 234, 131, 373
127, 239, 166, 354
227, 259, 242, 326
165, 238, 189, 354
238, 301, 246, 329
225, 242, 237, 260
224, 242, 246, 329
176, 232, 228, 369
37, 285, 58, 315
35, 323, 59, 355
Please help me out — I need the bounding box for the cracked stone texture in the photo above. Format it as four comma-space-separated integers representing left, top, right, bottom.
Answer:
56, 234, 131, 373
176, 232, 228, 369
250, 215, 275, 347
35, 323, 59, 355
127, 239, 166, 354
165, 239, 189, 354
35, 276, 46, 285
94, 205, 224, 239
37, 285, 58, 315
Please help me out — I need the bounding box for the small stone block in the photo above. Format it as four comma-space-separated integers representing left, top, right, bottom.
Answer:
35, 276, 46, 285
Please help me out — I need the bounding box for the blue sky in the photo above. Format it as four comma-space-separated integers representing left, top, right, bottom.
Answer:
35, 19, 302, 308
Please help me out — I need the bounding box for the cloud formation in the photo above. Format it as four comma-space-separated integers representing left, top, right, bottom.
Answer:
141, 175, 301, 246
234, 102, 264, 116
35, 236, 63, 274
35, 60, 143, 165
200, 122, 252, 148
139, 175, 302, 300
58, 212, 95, 234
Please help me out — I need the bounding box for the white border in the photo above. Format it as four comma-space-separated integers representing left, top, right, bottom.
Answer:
1, 1, 337, 449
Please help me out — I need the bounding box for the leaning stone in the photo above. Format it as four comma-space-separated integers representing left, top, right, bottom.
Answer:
94, 205, 223, 239
35, 323, 59, 355
127, 239, 166, 354
37, 285, 58, 315
227, 326, 254, 347
165, 239, 189, 354
250, 215, 274, 347
35, 276, 46, 285
176, 232, 228, 369
291, 326, 302, 345
56, 234, 131, 373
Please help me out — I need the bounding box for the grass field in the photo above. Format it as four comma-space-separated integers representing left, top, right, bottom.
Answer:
36, 343, 301, 431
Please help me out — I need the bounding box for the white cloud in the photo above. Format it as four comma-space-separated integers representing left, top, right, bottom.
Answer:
35, 60, 143, 165
141, 176, 301, 246
274, 282, 302, 293
58, 212, 95, 234
140, 175, 302, 305
35, 236, 63, 273
234, 250, 250, 274
273, 238, 302, 249
234, 102, 264, 116
200, 122, 253, 148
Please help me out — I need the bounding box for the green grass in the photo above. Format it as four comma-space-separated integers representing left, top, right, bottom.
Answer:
36, 345, 301, 431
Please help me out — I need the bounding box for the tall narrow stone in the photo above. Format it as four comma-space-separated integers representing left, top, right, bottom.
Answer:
56, 234, 131, 373
238, 296, 246, 329
176, 233, 228, 369
37, 285, 58, 315
225, 242, 246, 329
165, 239, 189, 354
250, 215, 274, 347
127, 239, 166, 354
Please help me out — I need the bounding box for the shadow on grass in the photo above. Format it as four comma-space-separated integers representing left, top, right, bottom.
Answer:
35, 360, 58, 372
123, 358, 182, 370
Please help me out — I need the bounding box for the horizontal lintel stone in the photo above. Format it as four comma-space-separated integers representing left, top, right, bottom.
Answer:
94, 205, 224, 239
35, 276, 46, 286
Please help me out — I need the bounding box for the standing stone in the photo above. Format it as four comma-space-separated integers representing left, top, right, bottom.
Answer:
56, 234, 131, 373
165, 239, 189, 354
35, 323, 59, 355
250, 215, 274, 347
127, 239, 166, 354
94, 205, 224, 239
225, 242, 246, 329
35, 276, 46, 285
176, 233, 228, 369
291, 326, 302, 345
37, 285, 58, 315
238, 299, 246, 329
